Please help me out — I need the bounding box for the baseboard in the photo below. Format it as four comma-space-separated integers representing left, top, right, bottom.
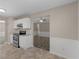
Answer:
50, 51, 71, 59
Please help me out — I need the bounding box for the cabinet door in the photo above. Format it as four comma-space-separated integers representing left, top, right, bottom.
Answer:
19, 36, 33, 49
22, 18, 31, 29
14, 20, 23, 29
14, 18, 31, 29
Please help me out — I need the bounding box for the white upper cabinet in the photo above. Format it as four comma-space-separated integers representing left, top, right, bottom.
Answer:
14, 18, 31, 29
22, 18, 31, 29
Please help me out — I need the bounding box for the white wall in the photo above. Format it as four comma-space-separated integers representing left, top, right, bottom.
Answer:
0, 21, 6, 44
0, 22, 5, 37
0, 32, 5, 37
32, 2, 77, 40
5, 18, 14, 41
50, 37, 79, 59
31, 2, 78, 59
50, 2, 78, 59
0, 22, 5, 32
34, 31, 49, 37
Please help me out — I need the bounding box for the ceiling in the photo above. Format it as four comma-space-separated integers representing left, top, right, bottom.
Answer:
0, 0, 76, 17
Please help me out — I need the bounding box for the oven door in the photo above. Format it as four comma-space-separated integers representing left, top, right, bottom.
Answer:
13, 33, 20, 48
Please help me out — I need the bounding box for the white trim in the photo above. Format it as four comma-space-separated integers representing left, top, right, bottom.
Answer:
50, 51, 71, 59
34, 31, 49, 37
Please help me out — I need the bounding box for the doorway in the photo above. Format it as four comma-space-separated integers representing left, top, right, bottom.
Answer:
33, 16, 50, 51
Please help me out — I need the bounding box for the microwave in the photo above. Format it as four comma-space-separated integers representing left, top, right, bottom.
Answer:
19, 30, 26, 35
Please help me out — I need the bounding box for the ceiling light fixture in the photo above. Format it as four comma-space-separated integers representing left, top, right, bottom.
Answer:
0, 20, 5, 23
40, 19, 43, 23
0, 9, 6, 13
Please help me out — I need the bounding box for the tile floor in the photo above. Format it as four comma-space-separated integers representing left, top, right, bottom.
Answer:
0, 43, 65, 59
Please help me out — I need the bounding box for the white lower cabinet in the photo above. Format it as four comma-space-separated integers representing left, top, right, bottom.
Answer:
19, 36, 33, 49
